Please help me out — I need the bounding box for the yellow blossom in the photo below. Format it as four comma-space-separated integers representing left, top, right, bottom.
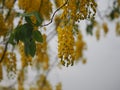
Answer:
96, 27, 101, 40
102, 22, 109, 36
39, 0, 52, 20
18, 41, 32, 68
55, 0, 65, 8
18, 70, 24, 90
116, 21, 120, 36
57, 23, 74, 66
0, 14, 8, 36
18, 0, 31, 11
5, 0, 14, 9
74, 31, 86, 60
56, 82, 62, 90
82, 58, 87, 64
35, 34, 49, 70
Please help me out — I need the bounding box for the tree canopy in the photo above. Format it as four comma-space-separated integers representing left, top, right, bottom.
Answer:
0, 0, 120, 90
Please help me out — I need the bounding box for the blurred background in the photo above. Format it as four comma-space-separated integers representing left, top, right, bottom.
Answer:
0, 0, 120, 90
48, 0, 120, 90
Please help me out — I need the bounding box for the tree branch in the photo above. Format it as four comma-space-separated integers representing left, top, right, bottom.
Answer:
41, 0, 69, 27
0, 41, 8, 63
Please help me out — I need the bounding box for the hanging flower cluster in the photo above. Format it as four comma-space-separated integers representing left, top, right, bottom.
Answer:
36, 74, 52, 90
18, 0, 52, 20
116, 21, 120, 36
35, 34, 49, 70
18, 69, 24, 90
74, 31, 86, 61
18, 41, 32, 68
0, 14, 8, 36
72, 0, 97, 21
5, 0, 15, 9
102, 22, 109, 36
56, 0, 97, 66
0, 46, 17, 79
4, 52, 16, 78
57, 23, 74, 66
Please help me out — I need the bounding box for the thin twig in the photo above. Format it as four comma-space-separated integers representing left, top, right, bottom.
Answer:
0, 0, 17, 63
0, 41, 8, 63
41, 0, 69, 27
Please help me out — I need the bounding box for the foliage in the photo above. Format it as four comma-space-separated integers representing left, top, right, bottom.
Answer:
0, 0, 120, 90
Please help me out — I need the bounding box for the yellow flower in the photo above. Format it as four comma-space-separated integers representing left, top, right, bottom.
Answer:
18, 70, 24, 90
35, 34, 49, 70
18, 41, 32, 68
56, 82, 62, 90
57, 23, 74, 66
74, 31, 86, 60
96, 27, 100, 40
102, 22, 109, 36
5, 0, 14, 9
116, 21, 120, 36
0, 14, 8, 36
39, 0, 52, 20
82, 58, 87, 64
18, 0, 31, 11
55, 0, 65, 8
37, 74, 52, 90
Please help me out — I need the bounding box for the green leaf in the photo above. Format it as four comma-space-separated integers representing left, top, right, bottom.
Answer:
33, 30, 43, 42
86, 24, 93, 35
25, 17, 33, 24
14, 23, 33, 42
14, 26, 21, 43
24, 39, 36, 57
19, 11, 43, 26
33, 12, 43, 26
8, 32, 16, 45
19, 13, 33, 17
110, 11, 115, 20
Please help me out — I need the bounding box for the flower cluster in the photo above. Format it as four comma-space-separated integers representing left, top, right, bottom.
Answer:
116, 21, 120, 36
5, 0, 14, 9
74, 31, 86, 61
18, 0, 52, 20
37, 74, 52, 90
35, 34, 49, 70
18, 41, 32, 68
57, 23, 74, 66
4, 52, 16, 77
0, 14, 8, 36
18, 69, 24, 90
77, 0, 97, 20
102, 22, 109, 36
0, 46, 16, 78
55, 0, 96, 66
